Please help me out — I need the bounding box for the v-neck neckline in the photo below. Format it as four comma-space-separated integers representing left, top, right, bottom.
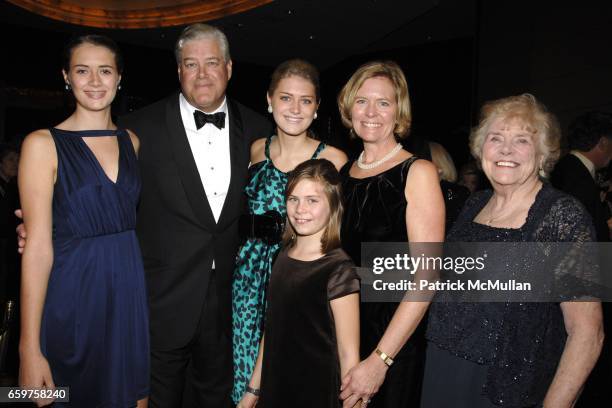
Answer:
53, 128, 122, 185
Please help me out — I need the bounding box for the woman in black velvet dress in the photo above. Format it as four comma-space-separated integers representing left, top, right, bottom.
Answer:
337, 61, 445, 407
423, 94, 603, 407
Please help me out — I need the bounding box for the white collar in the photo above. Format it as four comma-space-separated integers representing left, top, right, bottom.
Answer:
570, 150, 596, 179
179, 93, 228, 131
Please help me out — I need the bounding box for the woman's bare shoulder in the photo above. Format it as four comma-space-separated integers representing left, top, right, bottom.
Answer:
250, 137, 267, 163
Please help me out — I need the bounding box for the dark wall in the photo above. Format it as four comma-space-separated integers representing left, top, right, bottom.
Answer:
476, 2, 612, 134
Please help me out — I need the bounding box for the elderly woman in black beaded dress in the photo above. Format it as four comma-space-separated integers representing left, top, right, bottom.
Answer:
338, 61, 445, 407
423, 94, 603, 407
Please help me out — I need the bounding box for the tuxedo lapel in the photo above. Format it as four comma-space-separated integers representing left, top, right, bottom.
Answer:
570, 155, 597, 189
164, 94, 216, 229
217, 99, 248, 227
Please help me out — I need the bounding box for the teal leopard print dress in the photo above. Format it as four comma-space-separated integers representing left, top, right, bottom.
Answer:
231, 135, 325, 402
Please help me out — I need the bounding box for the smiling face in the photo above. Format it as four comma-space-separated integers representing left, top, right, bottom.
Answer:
63, 43, 121, 112
267, 75, 318, 138
481, 117, 541, 188
286, 179, 331, 241
178, 37, 232, 112
350, 76, 398, 144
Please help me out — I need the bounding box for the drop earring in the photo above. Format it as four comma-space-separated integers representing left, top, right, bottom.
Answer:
267, 105, 273, 114
117, 84, 122, 90
314, 112, 318, 119
65, 83, 71, 91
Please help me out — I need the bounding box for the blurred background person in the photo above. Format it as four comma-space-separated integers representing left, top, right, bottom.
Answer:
0, 144, 19, 302
457, 160, 487, 193
0, 144, 20, 384
429, 141, 470, 231
551, 111, 612, 242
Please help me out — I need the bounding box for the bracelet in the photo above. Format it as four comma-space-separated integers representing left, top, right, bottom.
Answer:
375, 348, 394, 367
245, 386, 261, 397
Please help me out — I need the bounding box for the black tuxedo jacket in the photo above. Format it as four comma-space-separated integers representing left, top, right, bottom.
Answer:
119, 92, 272, 349
550, 154, 610, 241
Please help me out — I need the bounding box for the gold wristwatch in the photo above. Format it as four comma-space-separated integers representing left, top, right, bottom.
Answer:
375, 348, 394, 367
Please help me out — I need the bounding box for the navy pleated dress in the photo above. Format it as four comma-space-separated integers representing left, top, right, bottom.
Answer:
40, 128, 149, 407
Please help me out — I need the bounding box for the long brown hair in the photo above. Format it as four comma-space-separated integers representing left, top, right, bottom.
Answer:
282, 159, 343, 253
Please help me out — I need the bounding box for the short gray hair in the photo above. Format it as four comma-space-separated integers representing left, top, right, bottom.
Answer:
470, 93, 561, 177
175, 23, 231, 64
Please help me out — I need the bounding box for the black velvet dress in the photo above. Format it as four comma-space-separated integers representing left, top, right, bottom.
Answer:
424, 183, 597, 408
259, 247, 360, 407
340, 157, 426, 407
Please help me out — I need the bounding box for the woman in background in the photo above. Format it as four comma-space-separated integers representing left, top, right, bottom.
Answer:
429, 141, 470, 231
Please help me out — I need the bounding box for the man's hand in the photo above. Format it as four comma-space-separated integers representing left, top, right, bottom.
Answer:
15, 209, 26, 254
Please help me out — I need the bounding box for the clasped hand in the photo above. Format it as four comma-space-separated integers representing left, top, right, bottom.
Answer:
340, 353, 388, 408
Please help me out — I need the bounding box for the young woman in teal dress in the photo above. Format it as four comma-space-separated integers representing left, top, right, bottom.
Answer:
231, 59, 347, 403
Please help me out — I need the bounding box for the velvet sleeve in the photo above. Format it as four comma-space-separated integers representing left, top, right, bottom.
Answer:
327, 260, 360, 301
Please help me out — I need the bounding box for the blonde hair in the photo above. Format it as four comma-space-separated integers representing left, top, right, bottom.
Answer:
282, 159, 343, 253
429, 142, 458, 182
470, 94, 561, 176
338, 60, 412, 139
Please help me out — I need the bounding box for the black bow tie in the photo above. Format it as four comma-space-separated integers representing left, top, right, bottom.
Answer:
194, 110, 226, 130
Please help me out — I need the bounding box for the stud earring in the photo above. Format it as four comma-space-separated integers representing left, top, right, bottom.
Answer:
314, 112, 318, 119
267, 105, 273, 114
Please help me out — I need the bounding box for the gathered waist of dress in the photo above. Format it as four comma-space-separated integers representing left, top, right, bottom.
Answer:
53, 227, 136, 241
238, 210, 285, 245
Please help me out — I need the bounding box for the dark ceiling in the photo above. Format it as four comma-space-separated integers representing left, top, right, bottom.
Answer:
0, 0, 475, 68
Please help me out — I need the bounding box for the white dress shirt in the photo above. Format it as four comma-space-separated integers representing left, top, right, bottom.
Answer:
179, 93, 231, 224
570, 150, 596, 180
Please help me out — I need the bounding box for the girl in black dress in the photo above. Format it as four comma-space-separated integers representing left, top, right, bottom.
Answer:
238, 159, 361, 408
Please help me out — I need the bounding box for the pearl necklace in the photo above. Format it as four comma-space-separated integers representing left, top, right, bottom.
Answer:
357, 143, 403, 170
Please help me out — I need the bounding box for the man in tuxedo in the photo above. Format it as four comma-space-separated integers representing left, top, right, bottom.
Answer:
550, 111, 612, 242
120, 24, 271, 407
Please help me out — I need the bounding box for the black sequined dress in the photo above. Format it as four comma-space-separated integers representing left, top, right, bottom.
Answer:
423, 182, 596, 408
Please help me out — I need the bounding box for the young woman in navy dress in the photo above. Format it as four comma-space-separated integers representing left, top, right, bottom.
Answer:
18, 35, 149, 407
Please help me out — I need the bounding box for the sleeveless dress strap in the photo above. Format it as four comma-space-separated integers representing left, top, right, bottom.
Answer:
117, 129, 138, 161
311, 141, 326, 159
402, 155, 420, 177
264, 135, 274, 161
